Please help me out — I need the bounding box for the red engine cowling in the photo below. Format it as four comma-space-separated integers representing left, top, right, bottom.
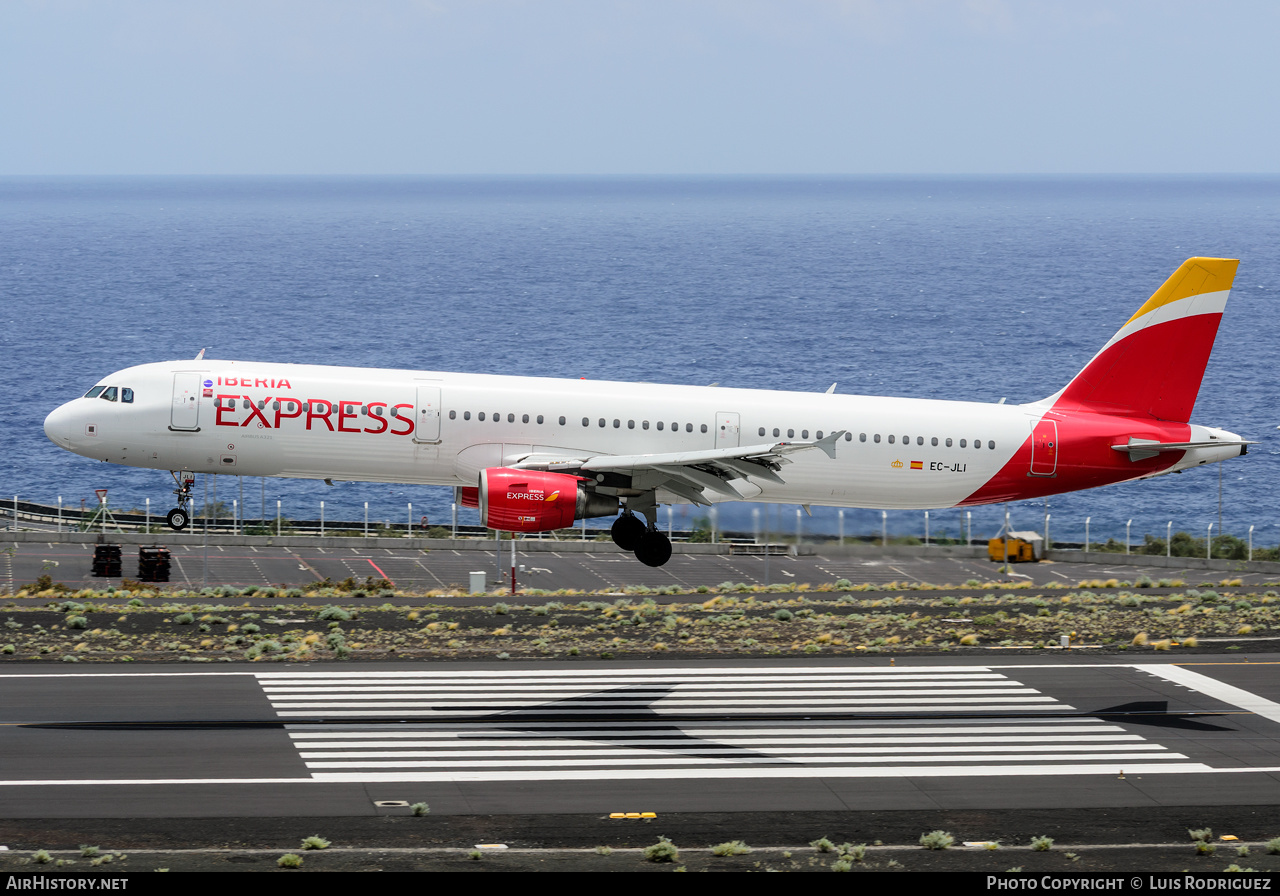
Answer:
478, 468, 617, 532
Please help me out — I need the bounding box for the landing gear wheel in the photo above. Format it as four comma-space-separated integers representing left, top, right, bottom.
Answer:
635, 530, 673, 568
611, 514, 646, 551
166, 507, 189, 531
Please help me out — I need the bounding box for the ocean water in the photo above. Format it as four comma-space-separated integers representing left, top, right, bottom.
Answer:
2, 176, 1277, 544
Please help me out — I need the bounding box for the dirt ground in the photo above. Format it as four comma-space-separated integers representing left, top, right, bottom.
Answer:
1, 809, 1279, 873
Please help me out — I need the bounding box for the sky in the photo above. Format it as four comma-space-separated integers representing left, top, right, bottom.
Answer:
1, 0, 1278, 175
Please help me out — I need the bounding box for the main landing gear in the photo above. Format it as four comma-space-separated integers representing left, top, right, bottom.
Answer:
166, 471, 195, 531
611, 509, 673, 568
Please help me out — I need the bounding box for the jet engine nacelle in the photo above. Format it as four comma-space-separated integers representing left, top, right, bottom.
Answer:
478, 468, 619, 532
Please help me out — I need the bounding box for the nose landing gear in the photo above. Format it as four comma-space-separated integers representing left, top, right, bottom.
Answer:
167, 471, 195, 531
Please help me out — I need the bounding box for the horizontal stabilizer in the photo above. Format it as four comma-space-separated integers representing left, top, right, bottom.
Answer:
1111, 437, 1253, 462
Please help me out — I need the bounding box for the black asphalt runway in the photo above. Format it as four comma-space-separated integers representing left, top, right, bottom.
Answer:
2, 655, 1279, 819
5, 537, 1274, 595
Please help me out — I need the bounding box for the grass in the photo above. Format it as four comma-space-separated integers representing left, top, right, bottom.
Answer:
3, 581, 1277, 662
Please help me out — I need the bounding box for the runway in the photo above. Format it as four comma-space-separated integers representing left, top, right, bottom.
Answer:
3, 657, 1280, 817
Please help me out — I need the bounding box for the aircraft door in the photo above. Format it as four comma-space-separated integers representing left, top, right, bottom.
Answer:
170, 372, 205, 431
414, 383, 441, 443
715, 412, 741, 448
1029, 418, 1058, 477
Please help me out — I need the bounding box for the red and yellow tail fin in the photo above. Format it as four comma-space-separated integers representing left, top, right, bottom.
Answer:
1050, 257, 1238, 422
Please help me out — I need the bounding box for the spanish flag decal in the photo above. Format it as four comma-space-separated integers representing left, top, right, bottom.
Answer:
910, 461, 923, 470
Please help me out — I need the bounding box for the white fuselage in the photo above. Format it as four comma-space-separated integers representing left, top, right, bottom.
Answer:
42, 359, 1241, 511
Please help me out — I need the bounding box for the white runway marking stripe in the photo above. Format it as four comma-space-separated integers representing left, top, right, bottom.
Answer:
257, 667, 1193, 781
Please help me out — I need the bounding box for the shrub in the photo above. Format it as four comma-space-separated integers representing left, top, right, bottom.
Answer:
301, 835, 330, 850
644, 837, 679, 862
1031, 836, 1054, 851
920, 830, 954, 850
411, 802, 429, 816
810, 837, 835, 853
1189, 827, 1213, 842
711, 840, 751, 856
277, 853, 303, 868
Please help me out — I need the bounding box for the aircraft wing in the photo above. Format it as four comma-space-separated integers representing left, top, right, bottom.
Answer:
511, 431, 846, 506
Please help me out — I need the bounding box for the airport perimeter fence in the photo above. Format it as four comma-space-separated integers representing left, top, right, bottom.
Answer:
3, 494, 1275, 562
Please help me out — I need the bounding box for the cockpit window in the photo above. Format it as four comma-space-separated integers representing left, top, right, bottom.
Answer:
84, 386, 105, 399
121, 388, 134, 403
100, 387, 118, 402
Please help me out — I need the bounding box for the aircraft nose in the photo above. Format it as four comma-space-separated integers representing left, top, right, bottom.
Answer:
44, 401, 78, 448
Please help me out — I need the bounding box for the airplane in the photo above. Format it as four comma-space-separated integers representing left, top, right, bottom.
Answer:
43, 257, 1249, 568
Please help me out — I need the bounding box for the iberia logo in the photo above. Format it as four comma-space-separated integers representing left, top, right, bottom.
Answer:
910, 461, 923, 470
546, 490, 560, 502
890, 459, 903, 468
